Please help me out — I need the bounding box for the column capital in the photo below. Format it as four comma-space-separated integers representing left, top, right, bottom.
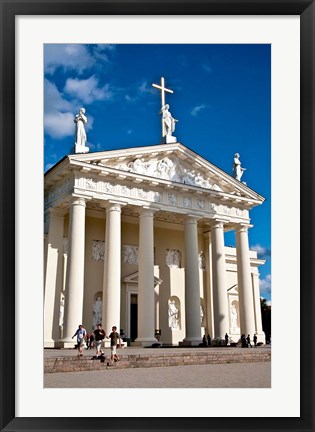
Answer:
100, 200, 124, 211
184, 214, 201, 225
70, 196, 86, 207
211, 219, 226, 230
235, 223, 253, 233
139, 207, 157, 218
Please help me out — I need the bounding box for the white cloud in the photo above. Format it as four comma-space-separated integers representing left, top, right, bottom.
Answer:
44, 44, 96, 74
44, 79, 72, 113
259, 274, 271, 296
93, 44, 116, 62
191, 104, 206, 116
44, 112, 75, 139
251, 244, 271, 260
64, 75, 113, 104
139, 81, 155, 94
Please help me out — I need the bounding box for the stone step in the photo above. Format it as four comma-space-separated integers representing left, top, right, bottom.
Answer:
45, 349, 271, 374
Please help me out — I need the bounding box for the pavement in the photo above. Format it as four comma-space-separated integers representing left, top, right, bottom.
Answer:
44, 361, 271, 388
44, 346, 271, 388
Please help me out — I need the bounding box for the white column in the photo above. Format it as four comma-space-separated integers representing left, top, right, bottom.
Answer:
44, 209, 65, 347
136, 208, 157, 346
235, 225, 256, 337
102, 202, 122, 335
252, 272, 265, 340
203, 231, 214, 338
211, 221, 229, 337
62, 197, 86, 344
182, 216, 202, 345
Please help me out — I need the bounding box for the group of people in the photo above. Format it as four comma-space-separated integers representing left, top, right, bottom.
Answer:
241, 333, 258, 348
200, 334, 212, 347
72, 323, 123, 365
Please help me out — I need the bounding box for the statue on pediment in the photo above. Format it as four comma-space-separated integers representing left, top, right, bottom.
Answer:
232, 153, 246, 181
160, 104, 178, 136
74, 108, 87, 147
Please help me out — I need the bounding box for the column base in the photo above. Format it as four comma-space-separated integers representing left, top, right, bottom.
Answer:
56, 339, 78, 349
134, 337, 158, 347
44, 339, 56, 348
179, 337, 202, 347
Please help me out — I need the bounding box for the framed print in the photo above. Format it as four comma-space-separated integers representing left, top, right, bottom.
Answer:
1, 0, 314, 431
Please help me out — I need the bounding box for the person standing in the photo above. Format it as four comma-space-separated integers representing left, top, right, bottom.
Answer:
72, 324, 86, 357
93, 323, 106, 358
106, 326, 121, 365
246, 334, 252, 348
225, 333, 229, 346
253, 333, 258, 347
207, 334, 212, 347
241, 334, 247, 348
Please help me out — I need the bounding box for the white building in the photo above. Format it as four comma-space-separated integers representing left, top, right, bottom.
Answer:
44, 142, 266, 347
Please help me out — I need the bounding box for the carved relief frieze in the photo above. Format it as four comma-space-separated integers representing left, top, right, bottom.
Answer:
121, 185, 130, 196
104, 155, 227, 192
122, 245, 139, 264
168, 193, 177, 206
137, 188, 147, 199
183, 197, 192, 208
100, 181, 114, 194
166, 249, 181, 268
92, 240, 105, 262
84, 178, 97, 190
153, 192, 162, 203
197, 199, 205, 210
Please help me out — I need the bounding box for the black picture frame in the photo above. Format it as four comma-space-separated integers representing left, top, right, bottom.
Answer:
1, 1, 314, 431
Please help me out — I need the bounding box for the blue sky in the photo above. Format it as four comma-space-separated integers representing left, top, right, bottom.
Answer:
44, 43, 271, 302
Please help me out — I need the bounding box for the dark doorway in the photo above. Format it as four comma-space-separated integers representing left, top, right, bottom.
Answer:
130, 294, 138, 341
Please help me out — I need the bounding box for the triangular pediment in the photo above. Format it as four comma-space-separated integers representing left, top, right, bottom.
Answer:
227, 284, 239, 294
123, 271, 163, 285
65, 142, 264, 203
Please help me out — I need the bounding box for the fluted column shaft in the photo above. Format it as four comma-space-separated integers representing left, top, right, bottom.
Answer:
211, 222, 229, 337
252, 273, 264, 335
62, 198, 86, 342
183, 216, 202, 344
203, 232, 214, 338
102, 203, 122, 335
44, 209, 65, 346
236, 225, 256, 337
136, 209, 157, 346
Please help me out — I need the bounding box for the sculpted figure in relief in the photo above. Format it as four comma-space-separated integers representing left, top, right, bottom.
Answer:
168, 300, 179, 329
74, 108, 87, 147
123, 245, 139, 265
93, 296, 102, 329
160, 104, 178, 136
92, 240, 105, 262
232, 153, 246, 181
166, 249, 181, 268
231, 304, 238, 330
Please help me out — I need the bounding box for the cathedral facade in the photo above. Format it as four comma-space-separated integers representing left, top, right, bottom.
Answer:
44, 142, 265, 347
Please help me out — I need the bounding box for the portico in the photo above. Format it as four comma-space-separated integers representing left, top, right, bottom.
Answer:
44, 142, 266, 347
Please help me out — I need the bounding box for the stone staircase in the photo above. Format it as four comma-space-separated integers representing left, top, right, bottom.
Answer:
45, 348, 271, 374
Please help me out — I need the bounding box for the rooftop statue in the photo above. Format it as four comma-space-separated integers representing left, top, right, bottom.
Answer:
74, 107, 89, 153
159, 104, 178, 137
152, 76, 178, 143
232, 153, 246, 181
